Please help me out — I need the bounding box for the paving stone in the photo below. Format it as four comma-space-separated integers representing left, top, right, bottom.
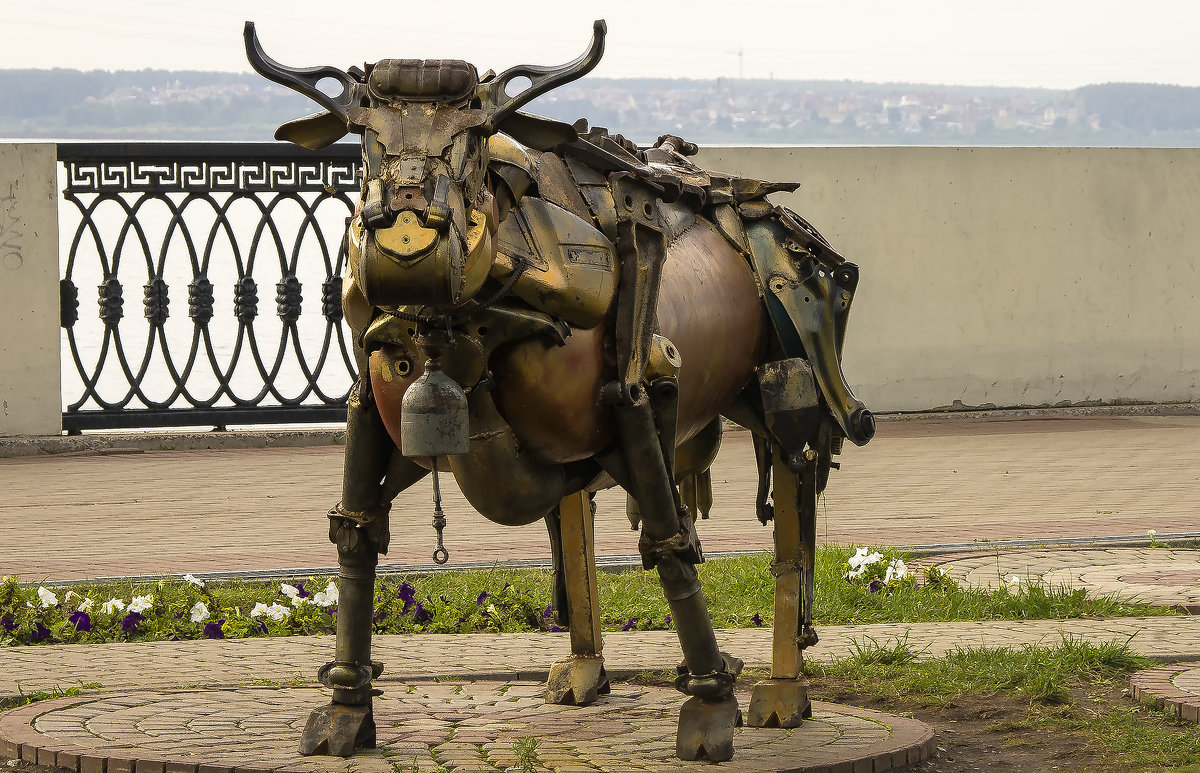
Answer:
4, 417, 1200, 582
0, 684, 932, 773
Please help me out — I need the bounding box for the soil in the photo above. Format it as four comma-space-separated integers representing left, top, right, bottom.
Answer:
1, 682, 1192, 772
813, 680, 1175, 773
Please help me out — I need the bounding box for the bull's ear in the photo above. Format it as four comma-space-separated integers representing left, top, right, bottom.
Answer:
493, 112, 577, 151
274, 111, 349, 150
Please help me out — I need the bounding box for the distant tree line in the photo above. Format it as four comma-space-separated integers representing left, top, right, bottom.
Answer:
2, 68, 1199, 147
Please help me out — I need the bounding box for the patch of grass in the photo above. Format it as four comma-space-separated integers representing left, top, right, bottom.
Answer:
812, 634, 1150, 707
804, 636, 1200, 770
2, 547, 1174, 646
1, 681, 99, 709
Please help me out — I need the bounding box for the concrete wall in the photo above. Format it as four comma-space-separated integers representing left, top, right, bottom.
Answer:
0, 143, 60, 436
696, 147, 1200, 413
4, 145, 1198, 436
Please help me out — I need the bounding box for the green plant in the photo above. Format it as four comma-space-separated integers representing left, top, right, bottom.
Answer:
511, 736, 541, 772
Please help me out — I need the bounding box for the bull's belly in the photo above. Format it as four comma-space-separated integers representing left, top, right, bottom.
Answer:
371, 217, 765, 467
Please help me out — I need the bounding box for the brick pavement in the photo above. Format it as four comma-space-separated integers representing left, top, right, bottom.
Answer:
2, 615, 1194, 773
927, 548, 1200, 608
3, 415, 1199, 582
0, 685, 935, 773
3, 617, 1197, 700
3, 414, 1200, 770
1130, 662, 1200, 724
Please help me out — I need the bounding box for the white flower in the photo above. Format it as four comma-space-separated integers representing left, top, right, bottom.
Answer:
36, 587, 59, 608
127, 595, 154, 614
1003, 575, 1023, 590
263, 603, 291, 622
251, 601, 292, 621
280, 583, 300, 599
189, 602, 210, 623
884, 559, 909, 585
78, 597, 94, 612
1147, 529, 1157, 537
289, 595, 310, 608
312, 581, 339, 607
848, 547, 883, 570
101, 598, 126, 614
845, 547, 884, 579
183, 574, 205, 588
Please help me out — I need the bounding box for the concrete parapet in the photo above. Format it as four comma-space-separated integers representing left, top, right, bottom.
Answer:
696, 146, 1200, 413
0, 143, 60, 436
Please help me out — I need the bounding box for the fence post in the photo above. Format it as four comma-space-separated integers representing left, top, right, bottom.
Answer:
0, 143, 61, 437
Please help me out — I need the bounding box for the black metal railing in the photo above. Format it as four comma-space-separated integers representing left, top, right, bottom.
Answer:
57, 142, 363, 432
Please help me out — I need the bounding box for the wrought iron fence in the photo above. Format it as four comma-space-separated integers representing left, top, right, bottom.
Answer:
57, 142, 362, 432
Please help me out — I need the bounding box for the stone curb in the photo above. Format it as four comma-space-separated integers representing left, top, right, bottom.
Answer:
0, 686, 936, 773
1129, 662, 1200, 723
0, 429, 345, 458
5, 402, 1196, 458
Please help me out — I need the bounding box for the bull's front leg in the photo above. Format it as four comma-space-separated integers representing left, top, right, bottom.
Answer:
607, 389, 742, 763
545, 490, 611, 705
300, 379, 425, 756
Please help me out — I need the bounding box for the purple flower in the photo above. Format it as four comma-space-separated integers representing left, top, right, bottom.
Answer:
120, 611, 144, 633
664, 614, 672, 627
30, 622, 51, 642
398, 582, 416, 610
203, 621, 225, 639
549, 624, 567, 633
258, 621, 268, 634
412, 602, 433, 624
620, 618, 638, 631
295, 582, 310, 599
0, 615, 14, 632
69, 610, 92, 632
476, 591, 489, 606
869, 580, 883, 594
542, 606, 553, 619
750, 613, 764, 627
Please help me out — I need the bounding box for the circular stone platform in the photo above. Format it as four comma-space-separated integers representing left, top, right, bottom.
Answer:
1130, 662, 1200, 723
926, 548, 1200, 608
0, 680, 934, 773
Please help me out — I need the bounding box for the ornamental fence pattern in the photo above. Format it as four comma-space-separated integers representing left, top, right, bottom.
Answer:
57, 143, 363, 432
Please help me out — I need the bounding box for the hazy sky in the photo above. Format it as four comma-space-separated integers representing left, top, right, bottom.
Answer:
5, 0, 1198, 89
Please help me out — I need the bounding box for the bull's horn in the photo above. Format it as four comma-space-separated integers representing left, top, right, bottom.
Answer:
243, 21, 362, 121
479, 20, 606, 133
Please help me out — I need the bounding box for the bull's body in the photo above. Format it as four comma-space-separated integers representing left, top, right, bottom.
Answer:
246, 20, 873, 763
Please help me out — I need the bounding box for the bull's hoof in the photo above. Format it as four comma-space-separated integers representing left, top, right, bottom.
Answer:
676, 694, 742, 762
545, 654, 610, 705
746, 678, 812, 728
299, 701, 375, 757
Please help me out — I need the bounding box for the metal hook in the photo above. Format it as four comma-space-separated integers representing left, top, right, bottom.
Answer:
431, 463, 449, 565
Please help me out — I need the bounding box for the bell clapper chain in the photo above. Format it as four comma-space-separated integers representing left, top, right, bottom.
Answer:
431, 459, 449, 565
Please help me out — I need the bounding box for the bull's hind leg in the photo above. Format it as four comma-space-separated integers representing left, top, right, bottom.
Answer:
545, 490, 611, 705
300, 381, 428, 756
747, 443, 818, 728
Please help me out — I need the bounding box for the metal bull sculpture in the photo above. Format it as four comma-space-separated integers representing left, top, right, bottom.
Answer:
245, 19, 875, 763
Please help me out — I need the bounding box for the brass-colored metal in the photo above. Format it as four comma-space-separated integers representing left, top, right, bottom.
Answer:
676, 695, 742, 762
545, 491, 610, 706
745, 218, 875, 446
493, 197, 617, 329
248, 19, 876, 764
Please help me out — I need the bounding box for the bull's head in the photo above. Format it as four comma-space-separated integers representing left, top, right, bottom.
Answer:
244, 21, 606, 310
